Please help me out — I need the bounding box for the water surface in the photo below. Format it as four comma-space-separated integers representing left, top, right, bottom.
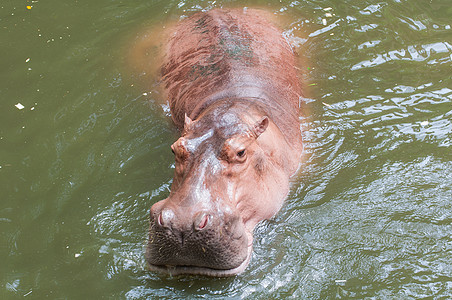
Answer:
1, 0, 451, 298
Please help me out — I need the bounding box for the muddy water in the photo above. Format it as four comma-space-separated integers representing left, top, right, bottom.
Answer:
1, 0, 451, 298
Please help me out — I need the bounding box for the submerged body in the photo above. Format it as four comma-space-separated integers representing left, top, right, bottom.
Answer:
146, 8, 303, 276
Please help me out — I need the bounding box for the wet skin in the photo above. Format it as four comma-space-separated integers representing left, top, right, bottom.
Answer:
146, 8, 303, 276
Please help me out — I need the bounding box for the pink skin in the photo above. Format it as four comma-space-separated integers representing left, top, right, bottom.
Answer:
146, 101, 300, 276
145, 8, 303, 276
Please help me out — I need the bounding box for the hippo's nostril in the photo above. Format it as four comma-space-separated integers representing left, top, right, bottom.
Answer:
198, 215, 208, 229
157, 208, 174, 227
194, 212, 211, 231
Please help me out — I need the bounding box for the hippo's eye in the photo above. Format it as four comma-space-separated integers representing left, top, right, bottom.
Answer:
236, 149, 246, 160
221, 137, 249, 163
171, 140, 189, 162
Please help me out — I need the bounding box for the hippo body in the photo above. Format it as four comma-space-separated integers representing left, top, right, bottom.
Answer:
146, 8, 303, 276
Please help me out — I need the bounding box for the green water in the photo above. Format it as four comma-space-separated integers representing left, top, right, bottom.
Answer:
1, 0, 451, 298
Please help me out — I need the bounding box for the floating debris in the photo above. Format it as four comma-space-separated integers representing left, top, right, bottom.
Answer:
323, 7, 333, 11
25, 58, 30, 63
26, 6, 32, 10
335, 279, 347, 286
24, 291, 32, 297
15, 103, 25, 110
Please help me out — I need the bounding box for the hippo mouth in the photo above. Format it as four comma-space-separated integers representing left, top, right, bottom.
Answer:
147, 241, 253, 277
146, 227, 254, 277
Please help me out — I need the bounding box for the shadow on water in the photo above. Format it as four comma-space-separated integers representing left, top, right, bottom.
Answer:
1, 0, 451, 299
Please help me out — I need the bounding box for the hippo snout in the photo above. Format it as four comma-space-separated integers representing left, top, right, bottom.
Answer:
146, 199, 250, 274
156, 208, 211, 232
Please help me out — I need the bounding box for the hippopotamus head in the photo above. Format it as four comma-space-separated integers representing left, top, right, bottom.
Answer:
146, 99, 296, 276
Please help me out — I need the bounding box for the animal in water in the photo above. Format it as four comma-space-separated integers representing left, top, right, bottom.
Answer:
146, 8, 303, 276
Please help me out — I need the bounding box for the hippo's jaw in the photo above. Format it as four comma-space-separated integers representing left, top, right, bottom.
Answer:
146, 239, 253, 277
146, 217, 254, 277
145, 203, 253, 277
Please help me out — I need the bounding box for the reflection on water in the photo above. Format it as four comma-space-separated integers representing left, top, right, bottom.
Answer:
351, 42, 452, 70
1, 0, 451, 298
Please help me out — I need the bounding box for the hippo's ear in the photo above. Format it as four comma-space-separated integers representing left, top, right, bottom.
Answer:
253, 116, 269, 138
184, 113, 194, 131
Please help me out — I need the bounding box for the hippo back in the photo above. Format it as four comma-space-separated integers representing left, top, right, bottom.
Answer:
161, 8, 302, 149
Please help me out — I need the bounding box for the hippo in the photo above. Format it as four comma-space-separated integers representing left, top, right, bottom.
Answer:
146, 8, 303, 276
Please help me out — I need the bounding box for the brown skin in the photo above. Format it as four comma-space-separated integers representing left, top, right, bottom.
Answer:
146, 8, 303, 276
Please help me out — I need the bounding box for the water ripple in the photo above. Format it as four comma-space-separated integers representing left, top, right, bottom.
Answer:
351, 42, 452, 70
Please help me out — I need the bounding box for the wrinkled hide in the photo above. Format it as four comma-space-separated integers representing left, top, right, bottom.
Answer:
146, 8, 303, 276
